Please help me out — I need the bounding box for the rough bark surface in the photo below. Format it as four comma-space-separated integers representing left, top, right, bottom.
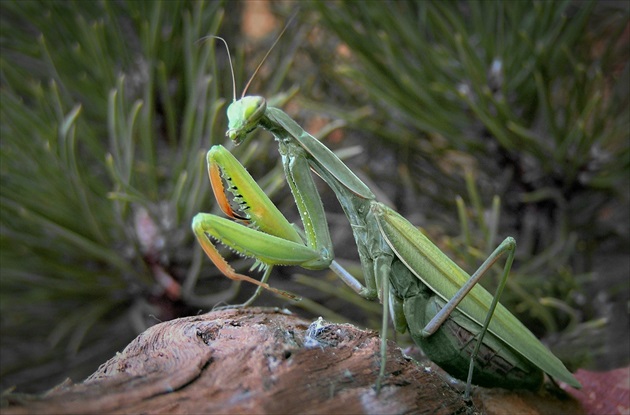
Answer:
2, 307, 584, 414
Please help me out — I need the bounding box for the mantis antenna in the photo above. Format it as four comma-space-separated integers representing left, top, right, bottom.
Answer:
241, 12, 298, 98
201, 12, 298, 101
199, 35, 237, 102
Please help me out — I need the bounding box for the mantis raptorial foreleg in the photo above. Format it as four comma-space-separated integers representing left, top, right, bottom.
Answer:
192, 145, 368, 307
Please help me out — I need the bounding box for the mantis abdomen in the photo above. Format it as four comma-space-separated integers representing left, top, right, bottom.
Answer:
389, 260, 544, 389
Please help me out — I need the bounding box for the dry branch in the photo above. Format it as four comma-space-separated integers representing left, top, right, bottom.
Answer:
2, 307, 583, 414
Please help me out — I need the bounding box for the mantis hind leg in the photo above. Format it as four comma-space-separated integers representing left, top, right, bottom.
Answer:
463, 238, 516, 398
418, 237, 517, 398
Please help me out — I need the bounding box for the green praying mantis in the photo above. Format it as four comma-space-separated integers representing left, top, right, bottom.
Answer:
191, 34, 581, 398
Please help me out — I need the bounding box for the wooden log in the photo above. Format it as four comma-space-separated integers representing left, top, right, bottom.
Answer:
2, 307, 583, 414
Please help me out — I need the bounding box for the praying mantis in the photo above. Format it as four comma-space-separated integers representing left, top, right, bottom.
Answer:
191, 35, 581, 398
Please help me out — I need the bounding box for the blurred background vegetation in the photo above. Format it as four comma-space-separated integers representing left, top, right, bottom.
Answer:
1, 0, 628, 394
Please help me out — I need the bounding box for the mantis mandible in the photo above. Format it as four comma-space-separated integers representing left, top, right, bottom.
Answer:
192, 32, 581, 398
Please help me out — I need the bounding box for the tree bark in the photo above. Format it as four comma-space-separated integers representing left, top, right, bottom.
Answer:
2, 307, 583, 414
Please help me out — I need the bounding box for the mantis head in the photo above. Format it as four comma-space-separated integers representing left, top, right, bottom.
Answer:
226, 96, 267, 145
216, 15, 296, 145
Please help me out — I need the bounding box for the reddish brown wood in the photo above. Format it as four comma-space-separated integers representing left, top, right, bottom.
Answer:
2, 307, 584, 414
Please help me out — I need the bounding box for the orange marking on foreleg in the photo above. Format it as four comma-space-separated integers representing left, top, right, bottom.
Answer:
209, 162, 243, 219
